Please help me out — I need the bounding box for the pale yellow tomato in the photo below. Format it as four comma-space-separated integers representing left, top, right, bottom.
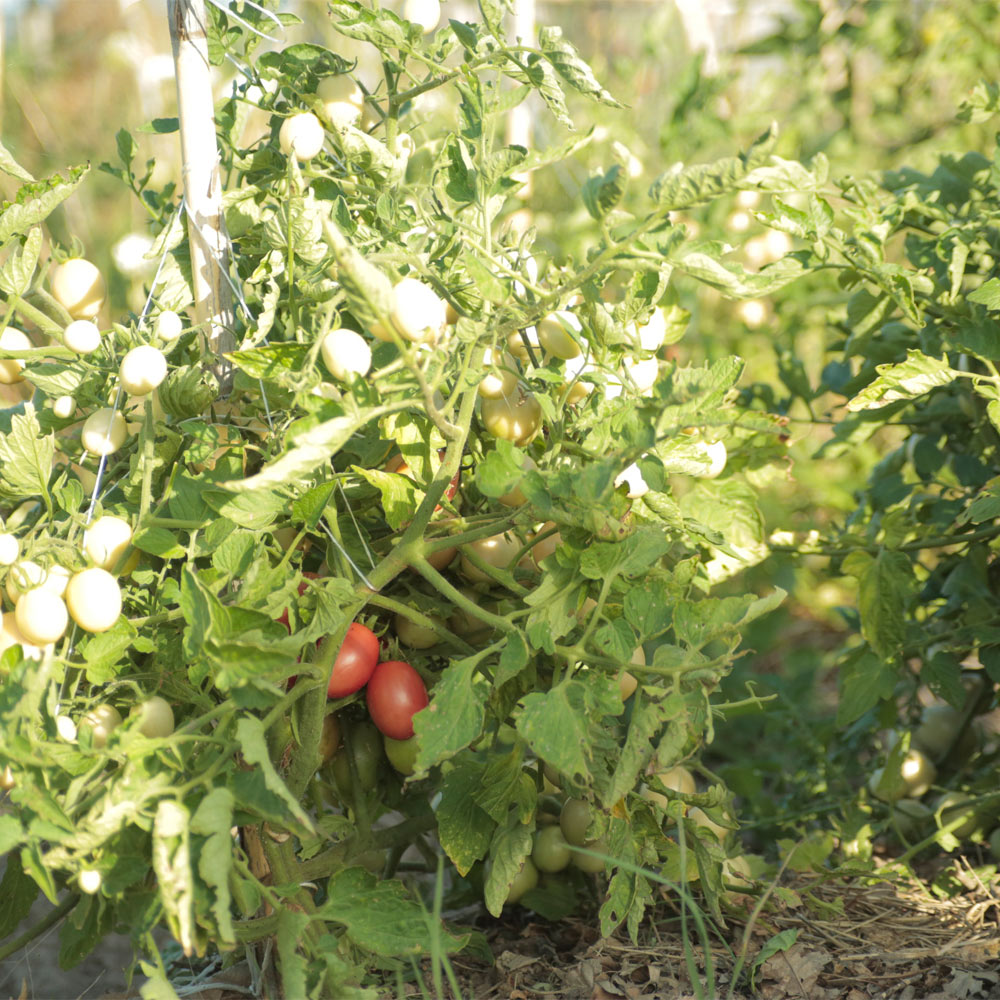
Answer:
14, 589, 69, 645
390, 277, 446, 343
404, 0, 440, 32
321, 328, 371, 380
66, 568, 122, 633
5, 560, 45, 603
0, 327, 31, 384
481, 388, 542, 445
479, 349, 518, 400
119, 345, 167, 396
79, 703, 122, 748
51, 259, 106, 320
498, 455, 536, 507
537, 311, 583, 361
460, 531, 522, 584
279, 112, 325, 160
82, 408, 128, 456
0, 534, 19, 566
155, 310, 184, 342
83, 515, 133, 571
0, 611, 49, 661
63, 319, 102, 355
130, 696, 175, 738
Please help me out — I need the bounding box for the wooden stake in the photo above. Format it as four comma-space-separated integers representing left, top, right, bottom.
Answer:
168, 0, 235, 391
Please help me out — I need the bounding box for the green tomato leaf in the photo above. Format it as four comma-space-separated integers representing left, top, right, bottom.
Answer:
437, 755, 496, 876
321, 867, 469, 956
412, 655, 486, 769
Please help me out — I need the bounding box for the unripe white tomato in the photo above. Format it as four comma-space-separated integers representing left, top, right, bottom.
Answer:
506, 326, 540, 362
63, 319, 102, 354
632, 309, 668, 352
321, 328, 372, 380
690, 806, 729, 842
390, 277, 447, 343
119, 345, 167, 396
404, 0, 440, 32
78, 869, 103, 894
0, 534, 19, 566
0, 764, 14, 790
84, 515, 133, 571
869, 748, 937, 802
53, 395, 76, 419
39, 564, 71, 597
498, 455, 537, 507
51, 258, 106, 320
737, 299, 769, 328
5, 560, 45, 603
318, 74, 364, 106
614, 462, 649, 498
324, 100, 363, 126
155, 310, 184, 342
460, 531, 521, 584
66, 568, 122, 633
537, 312, 583, 361
528, 521, 560, 564
479, 349, 518, 400
15, 589, 69, 645
481, 388, 542, 445
736, 190, 761, 210
82, 408, 128, 455
642, 765, 696, 808
625, 356, 659, 394
130, 695, 175, 738
0, 611, 49, 661
726, 210, 752, 233
0, 327, 31, 383
279, 112, 325, 160
79, 703, 122, 748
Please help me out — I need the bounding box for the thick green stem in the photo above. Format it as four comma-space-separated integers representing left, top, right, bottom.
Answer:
0, 894, 76, 962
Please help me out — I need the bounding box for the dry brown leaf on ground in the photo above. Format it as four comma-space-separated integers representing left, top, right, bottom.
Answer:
760, 940, 831, 995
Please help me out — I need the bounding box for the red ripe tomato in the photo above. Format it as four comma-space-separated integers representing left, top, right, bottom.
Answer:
366, 660, 428, 740
327, 622, 380, 698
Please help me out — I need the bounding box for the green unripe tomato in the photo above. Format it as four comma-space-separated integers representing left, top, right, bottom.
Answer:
891, 799, 933, 840
79, 703, 123, 748
384, 734, 419, 776
329, 722, 383, 804
504, 858, 539, 905
935, 792, 984, 840
130, 696, 175, 738
532, 824, 571, 873
569, 838, 608, 873
319, 714, 342, 764
988, 827, 1000, 861
559, 798, 592, 847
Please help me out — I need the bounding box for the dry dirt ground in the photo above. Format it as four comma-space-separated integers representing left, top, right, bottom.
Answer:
2, 861, 998, 1000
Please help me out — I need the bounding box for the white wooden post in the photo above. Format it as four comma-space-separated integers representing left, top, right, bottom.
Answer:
507, 0, 535, 198
167, 0, 235, 391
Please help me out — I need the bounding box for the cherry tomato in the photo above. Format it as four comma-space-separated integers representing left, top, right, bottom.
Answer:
327, 622, 380, 698
365, 660, 428, 740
